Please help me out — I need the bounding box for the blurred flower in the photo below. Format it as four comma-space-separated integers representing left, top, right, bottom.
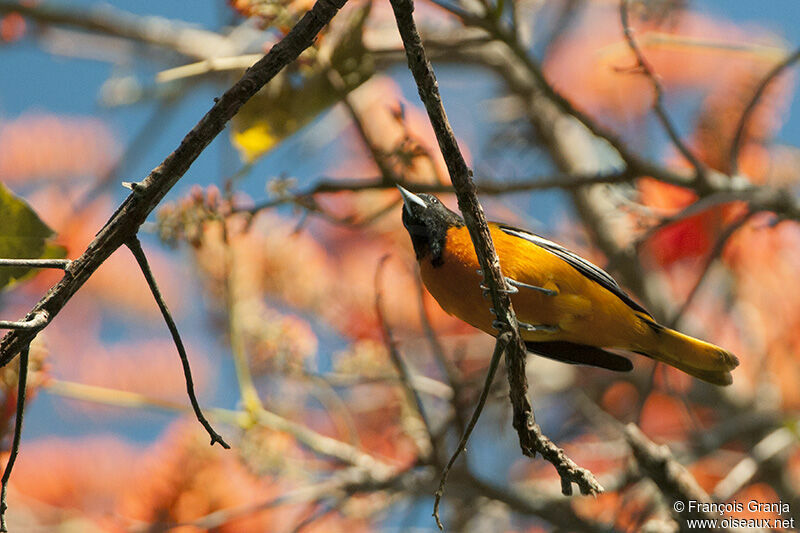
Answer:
119, 423, 281, 531
0, 114, 119, 183
0, 13, 25, 43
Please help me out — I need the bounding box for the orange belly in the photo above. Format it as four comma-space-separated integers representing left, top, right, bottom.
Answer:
419, 225, 650, 349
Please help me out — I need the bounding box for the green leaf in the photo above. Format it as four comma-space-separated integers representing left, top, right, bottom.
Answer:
0, 182, 63, 290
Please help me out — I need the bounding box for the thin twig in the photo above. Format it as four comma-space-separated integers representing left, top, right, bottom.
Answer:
240, 171, 633, 215
45, 378, 395, 477
0, 343, 29, 532
712, 426, 796, 501
667, 210, 756, 329
0, 0, 350, 367
126, 236, 230, 449
375, 255, 436, 461
289, 502, 337, 533
624, 423, 734, 532
0, 259, 70, 269
631, 190, 748, 256
220, 222, 265, 415
0, 0, 236, 61
433, 332, 508, 530
620, 0, 707, 183
729, 45, 800, 175
388, 0, 602, 518
325, 65, 401, 184
0, 311, 49, 331
415, 275, 466, 434
144, 468, 386, 532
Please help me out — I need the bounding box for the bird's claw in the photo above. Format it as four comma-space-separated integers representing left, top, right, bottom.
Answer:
477, 270, 556, 297
517, 321, 558, 333
505, 277, 557, 296
492, 320, 558, 333
480, 283, 518, 295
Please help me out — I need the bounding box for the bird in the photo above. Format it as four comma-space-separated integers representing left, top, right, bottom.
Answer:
397, 185, 739, 386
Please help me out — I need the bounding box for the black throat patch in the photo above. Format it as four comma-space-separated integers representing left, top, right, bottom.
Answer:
401, 195, 464, 268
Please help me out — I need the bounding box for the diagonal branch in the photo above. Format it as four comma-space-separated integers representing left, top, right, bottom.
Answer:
387, 0, 602, 527
620, 0, 707, 183
240, 170, 634, 215
0, 259, 70, 269
433, 331, 508, 529
625, 423, 734, 533
0, 0, 237, 61
126, 236, 229, 449
0, 344, 29, 532
0, 311, 49, 331
728, 45, 800, 175
374, 255, 436, 460
0, 0, 350, 368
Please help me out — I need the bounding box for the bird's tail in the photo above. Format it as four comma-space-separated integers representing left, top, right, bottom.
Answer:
638, 320, 739, 386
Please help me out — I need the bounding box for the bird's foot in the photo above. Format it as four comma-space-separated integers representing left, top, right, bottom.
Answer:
505, 277, 557, 296
492, 320, 558, 333
477, 270, 556, 297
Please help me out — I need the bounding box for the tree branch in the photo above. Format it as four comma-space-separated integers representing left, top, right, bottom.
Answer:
620, 0, 707, 183
388, 1, 602, 527
729, 45, 800, 175
0, 0, 350, 367
240, 171, 634, 215
433, 331, 508, 529
0, 0, 237, 60
0, 311, 49, 331
0, 344, 29, 532
126, 236, 229, 449
375, 255, 436, 461
0, 259, 70, 269
625, 423, 734, 533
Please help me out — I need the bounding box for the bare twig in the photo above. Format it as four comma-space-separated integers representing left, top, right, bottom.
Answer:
433, 332, 508, 530
415, 275, 466, 434
146, 467, 396, 532
0, 0, 350, 367
45, 378, 396, 478
667, 210, 756, 328
624, 424, 734, 532
0, 0, 237, 60
0, 311, 49, 331
324, 64, 401, 184
289, 502, 337, 533
251, 407, 395, 477
240, 171, 633, 215
0, 259, 70, 269
0, 344, 29, 532
388, 0, 602, 524
631, 190, 749, 256
126, 236, 229, 449
729, 45, 800, 175
620, 0, 707, 183
375, 255, 436, 460
712, 426, 796, 501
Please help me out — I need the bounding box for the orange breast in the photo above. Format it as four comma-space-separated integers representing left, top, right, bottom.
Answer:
419, 224, 649, 349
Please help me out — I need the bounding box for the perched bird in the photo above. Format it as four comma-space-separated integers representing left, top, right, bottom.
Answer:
397, 186, 739, 385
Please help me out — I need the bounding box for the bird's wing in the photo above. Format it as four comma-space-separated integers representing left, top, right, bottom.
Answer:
525, 341, 633, 371
499, 225, 652, 317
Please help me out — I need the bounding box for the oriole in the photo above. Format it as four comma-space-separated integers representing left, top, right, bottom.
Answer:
398, 186, 739, 386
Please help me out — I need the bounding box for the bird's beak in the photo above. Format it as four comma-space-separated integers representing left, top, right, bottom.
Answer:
397, 185, 427, 214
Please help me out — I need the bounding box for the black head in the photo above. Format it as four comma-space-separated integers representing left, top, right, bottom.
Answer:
398, 186, 464, 266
